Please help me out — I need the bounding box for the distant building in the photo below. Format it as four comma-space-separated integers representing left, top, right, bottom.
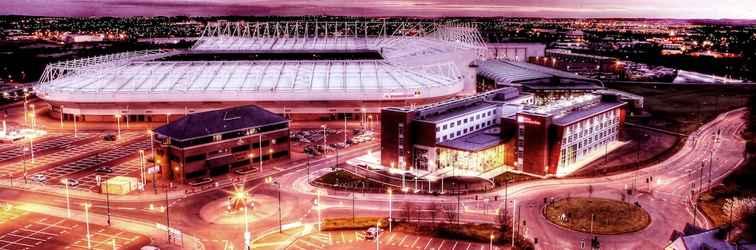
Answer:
380, 87, 627, 177
529, 49, 624, 80
152, 105, 290, 183
63, 34, 104, 43
477, 60, 604, 102
487, 43, 546, 62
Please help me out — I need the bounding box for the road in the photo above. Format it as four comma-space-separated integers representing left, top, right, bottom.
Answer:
0, 108, 747, 250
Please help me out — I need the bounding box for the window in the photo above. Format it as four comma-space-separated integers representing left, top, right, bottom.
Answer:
185, 154, 206, 163
443, 124, 448, 130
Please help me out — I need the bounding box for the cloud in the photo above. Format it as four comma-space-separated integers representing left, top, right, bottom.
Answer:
1, 0, 755, 19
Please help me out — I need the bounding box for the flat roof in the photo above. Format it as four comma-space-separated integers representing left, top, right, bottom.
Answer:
416, 101, 497, 123
552, 101, 626, 126
155, 105, 287, 140
437, 127, 503, 152
477, 59, 602, 86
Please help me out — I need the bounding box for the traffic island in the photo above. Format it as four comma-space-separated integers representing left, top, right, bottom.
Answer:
544, 197, 651, 235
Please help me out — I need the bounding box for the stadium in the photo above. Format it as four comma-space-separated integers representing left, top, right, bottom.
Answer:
35, 21, 488, 122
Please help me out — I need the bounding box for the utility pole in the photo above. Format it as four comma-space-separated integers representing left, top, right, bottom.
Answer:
165, 184, 171, 244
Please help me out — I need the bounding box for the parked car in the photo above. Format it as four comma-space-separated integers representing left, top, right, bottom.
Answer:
103, 133, 117, 141
30, 174, 47, 183
364, 227, 383, 240
96, 166, 113, 173
188, 177, 213, 187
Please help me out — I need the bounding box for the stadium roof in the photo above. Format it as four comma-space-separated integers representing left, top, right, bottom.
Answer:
477, 60, 603, 86
36, 22, 487, 103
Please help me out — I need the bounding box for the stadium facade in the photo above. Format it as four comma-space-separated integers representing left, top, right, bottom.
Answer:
35, 21, 488, 122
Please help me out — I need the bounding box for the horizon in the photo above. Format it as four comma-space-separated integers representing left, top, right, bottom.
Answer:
2, 0, 756, 20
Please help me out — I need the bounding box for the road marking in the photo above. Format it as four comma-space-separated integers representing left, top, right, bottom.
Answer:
424, 238, 433, 249
452, 241, 458, 250
298, 238, 324, 249
341, 231, 345, 243
439, 240, 446, 249
398, 235, 408, 246
410, 236, 419, 248
388, 233, 397, 244
289, 243, 307, 250
465, 242, 471, 250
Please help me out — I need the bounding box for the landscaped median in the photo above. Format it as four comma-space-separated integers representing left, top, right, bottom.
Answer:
544, 197, 651, 235
392, 222, 534, 249
322, 217, 388, 231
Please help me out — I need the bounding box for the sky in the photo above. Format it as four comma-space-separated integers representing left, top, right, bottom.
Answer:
2, 0, 756, 19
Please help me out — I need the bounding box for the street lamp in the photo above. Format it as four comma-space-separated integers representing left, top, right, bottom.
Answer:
115, 114, 122, 140
490, 234, 494, 250
387, 188, 393, 232
321, 124, 327, 157
139, 150, 146, 190
266, 177, 283, 233
376, 221, 381, 250
316, 189, 322, 231
61, 178, 71, 218
83, 203, 92, 249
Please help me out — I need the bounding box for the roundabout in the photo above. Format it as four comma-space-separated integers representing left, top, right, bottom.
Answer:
543, 197, 651, 235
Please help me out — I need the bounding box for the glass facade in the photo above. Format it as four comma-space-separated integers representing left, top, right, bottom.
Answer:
437, 144, 506, 173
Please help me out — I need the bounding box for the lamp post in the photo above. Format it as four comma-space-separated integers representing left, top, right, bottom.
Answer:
376, 221, 381, 250
62, 178, 71, 218
139, 150, 146, 190
387, 188, 393, 232
266, 177, 283, 233
83, 203, 92, 249
73, 113, 78, 138
165, 183, 171, 244
60, 105, 64, 128
361, 108, 366, 129
244, 204, 251, 250
148, 130, 157, 193
489, 234, 494, 250
115, 114, 122, 140
321, 125, 327, 157
317, 189, 322, 231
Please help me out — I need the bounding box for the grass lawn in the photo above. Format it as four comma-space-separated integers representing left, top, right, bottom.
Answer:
392, 222, 533, 249
606, 83, 755, 134
544, 197, 651, 235
322, 217, 387, 231
312, 170, 388, 191
492, 172, 538, 187
697, 191, 731, 227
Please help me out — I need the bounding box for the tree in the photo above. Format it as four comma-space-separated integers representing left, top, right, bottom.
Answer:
442, 204, 457, 224
428, 202, 440, 227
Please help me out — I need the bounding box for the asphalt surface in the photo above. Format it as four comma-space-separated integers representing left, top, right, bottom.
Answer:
0, 107, 747, 250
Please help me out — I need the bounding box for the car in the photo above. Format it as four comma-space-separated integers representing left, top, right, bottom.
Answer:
63, 178, 80, 187
30, 174, 47, 183
96, 166, 113, 173
364, 227, 383, 240
103, 133, 117, 141
188, 177, 213, 187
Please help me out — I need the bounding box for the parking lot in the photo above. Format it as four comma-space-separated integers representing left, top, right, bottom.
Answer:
0, 132, 143, 178
0, 207, 150, 250
0, 133, 96, 162
287, 230, 497, 250
71, 157, 146, 192
39, 139, 149, 184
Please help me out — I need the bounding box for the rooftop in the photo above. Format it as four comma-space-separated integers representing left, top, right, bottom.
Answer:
154, 105, 287, 140
477, 59, 602, 86
437, 127, 503, 152
552, 100, 626, 126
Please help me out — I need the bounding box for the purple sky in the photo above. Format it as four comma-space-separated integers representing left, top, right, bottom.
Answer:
2, 0, 755, 19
